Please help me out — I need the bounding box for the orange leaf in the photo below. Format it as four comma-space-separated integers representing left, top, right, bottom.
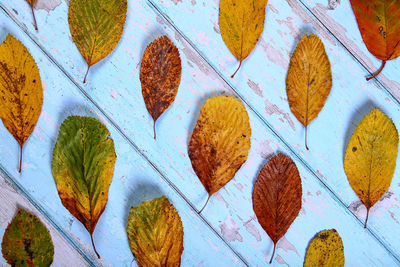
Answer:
350, 0, 400, 80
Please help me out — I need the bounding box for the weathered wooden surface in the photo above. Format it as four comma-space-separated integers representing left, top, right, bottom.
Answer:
0, 0, 399, 266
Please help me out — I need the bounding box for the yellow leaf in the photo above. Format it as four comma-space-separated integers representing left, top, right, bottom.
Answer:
304, 229, 345, 267
219, 0, 268, 78
344, 108, 398, 227
68, 0, 127, 83
0, 34, 43, 173
52, 116, 117, 258
286, 34, 332, 150
126, 196, 184, 267
188, 96, 251, 212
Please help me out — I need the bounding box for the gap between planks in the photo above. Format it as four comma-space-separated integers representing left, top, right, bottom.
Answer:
0, 4, 250, 266
146, 0, 400, 264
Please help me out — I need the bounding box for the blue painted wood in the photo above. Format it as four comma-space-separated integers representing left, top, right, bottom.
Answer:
0, 0, 399, 266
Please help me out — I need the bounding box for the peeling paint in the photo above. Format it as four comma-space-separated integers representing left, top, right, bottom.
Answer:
219, 215, 243, 242
328, 0, 340, 10
35, 0, 62, 12
247, 79, 263, 97
264, 99, 296, 131
278, 237, 299, 255
244, 217, 261, 241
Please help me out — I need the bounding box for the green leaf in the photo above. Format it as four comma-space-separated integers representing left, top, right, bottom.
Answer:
68, 0, 127, 83
1, 208, 54, 266
126, 196, 184, 267
51, 116, 116, 258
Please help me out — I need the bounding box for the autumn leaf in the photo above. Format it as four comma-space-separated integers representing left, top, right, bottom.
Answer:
2, 208, 54, 266
189, 96, 251, 213
126, 196, 184, 267
25, 0, 38, 31
344, 108, 398, 228
52, 116, 116, 258
350, 0, 400, 80
304, 229, 344, 267
68, 0, 127, 83
252, 153, 302, 264
0, 34, 43, 173
219, 0, 269, 78
140, 36, 182, 140
286, 34, 332, 150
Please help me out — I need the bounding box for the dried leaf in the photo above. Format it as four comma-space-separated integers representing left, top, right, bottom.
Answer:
344, 108, 398, 227
126, 196, 184, 267
304, 229, 344, 267
189, 96, 251, 212
2, 208, 54, 266
219, 0, 268, 77
0, 34, 43, 173
140, 36, 182, 139
252, 153, 302, 264
350, 0, 400, 80
68, 0, 127, 83
52, 116, 116, 258
26, 0, 38, 31
286, 34, 332, 150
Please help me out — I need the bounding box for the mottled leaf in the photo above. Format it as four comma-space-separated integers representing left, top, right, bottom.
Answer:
344, 108, 398, 227
68, 0, 127, 83
304, 229, 344, 267
140, 36, 182, 139
0, 34, 43, 173
189, 96, 251, 212
2, 208, 54, 266
286, 34, 332, 150
126, 196, 184, 267
219, 0, 268, 77
350, 0, 400, 80
52, 116, 116, 258
252, 153, 302, 263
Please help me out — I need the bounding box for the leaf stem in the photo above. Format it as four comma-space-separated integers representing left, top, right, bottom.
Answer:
18, 145, 23, 173
269, 242, 276, 264
90, 233, 101, 259
153, 120, 156, 140
364, 208, 370, 228
31, 5, 38, 31
198, 195, 211, 214
305, 126, 309, 150
366, 60, 386, 81
231, 61, 242, 78
83, 65, 91, 84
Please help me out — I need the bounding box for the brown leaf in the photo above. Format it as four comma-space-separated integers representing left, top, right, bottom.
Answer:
140, 36, 182, 139
189, 96, 251, 212
252, 153, 302, 264
0, 35, 43, 173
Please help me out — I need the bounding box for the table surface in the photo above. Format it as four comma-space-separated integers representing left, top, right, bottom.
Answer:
0, 0, 400, 266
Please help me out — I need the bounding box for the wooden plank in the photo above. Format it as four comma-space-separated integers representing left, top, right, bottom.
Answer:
0, 0, 399, 266
0, 9, 248, 266
0, 172, 89, 267
297, 0, 400, 101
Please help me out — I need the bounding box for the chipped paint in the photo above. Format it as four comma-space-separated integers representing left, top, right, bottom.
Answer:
35, 0, 62, 12
264, 99, 296, 131
219, 215, 243, 242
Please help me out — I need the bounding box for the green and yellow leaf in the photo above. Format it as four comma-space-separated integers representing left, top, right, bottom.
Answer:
52, 116, 116, 258
68, 0, 127, 83
2, 208, 54, 266
304, 229, 344, 267
126, 196, 184, 267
